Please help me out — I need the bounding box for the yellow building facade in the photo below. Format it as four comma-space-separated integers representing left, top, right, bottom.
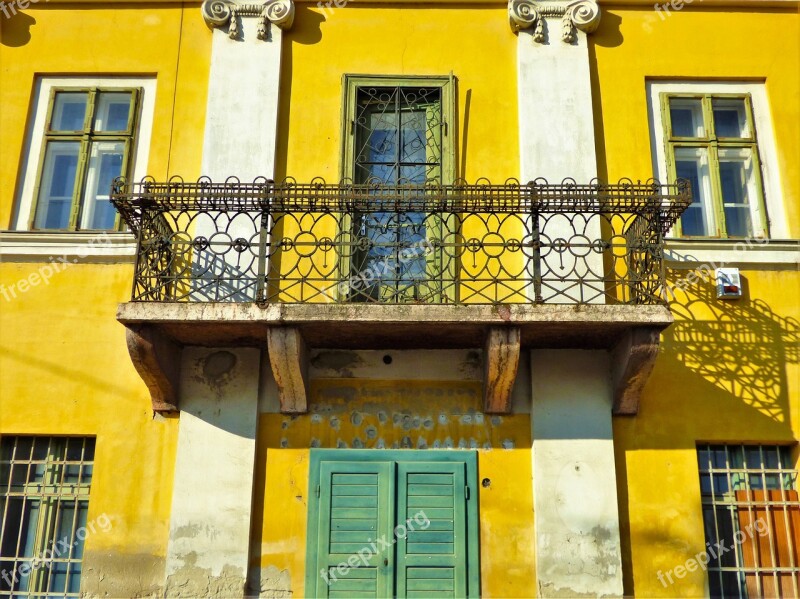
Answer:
0, 1, 798, 598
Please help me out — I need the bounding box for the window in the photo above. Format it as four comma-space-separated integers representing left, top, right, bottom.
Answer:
29, 88, 139, 231
0, 436, 96, 598
698, 444, 800, 598
305, 450, 480, 598
648, 81, 789, 241
341, 76, 456, 302
661, 93, 768, 238
12, 77, 156, 235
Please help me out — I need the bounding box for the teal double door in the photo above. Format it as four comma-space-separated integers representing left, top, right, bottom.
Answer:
305, 450, 480, 598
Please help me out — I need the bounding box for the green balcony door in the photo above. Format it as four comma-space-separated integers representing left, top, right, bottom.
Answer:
305, 450, 480, 598
341, 76, 457, 303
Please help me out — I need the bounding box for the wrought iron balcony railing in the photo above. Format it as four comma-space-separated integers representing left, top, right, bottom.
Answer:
111, 177, 690, 306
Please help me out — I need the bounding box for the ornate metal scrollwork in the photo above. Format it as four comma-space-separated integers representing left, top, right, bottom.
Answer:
201, 0, 294, 40
509, 0, 600, 43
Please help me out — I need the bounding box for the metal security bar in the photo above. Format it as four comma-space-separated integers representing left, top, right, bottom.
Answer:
0, 437, 95, 598
698, 444, 800, 598
111, 177, 691, 305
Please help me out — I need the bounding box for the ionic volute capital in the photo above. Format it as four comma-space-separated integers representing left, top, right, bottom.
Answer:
201, 0, 295, 40
509, 0, 600, 43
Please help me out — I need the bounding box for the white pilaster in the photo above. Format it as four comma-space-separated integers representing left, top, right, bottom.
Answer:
516, 12, 604, 303
165, 348, 262, 597
201, 15, 285, 180
530, 350, 624, 597
193, 1, 293, 301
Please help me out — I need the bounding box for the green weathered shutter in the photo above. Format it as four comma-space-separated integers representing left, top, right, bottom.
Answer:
309, 460, 395, 598
306, 450, 480, 598
395, 461, 474, 598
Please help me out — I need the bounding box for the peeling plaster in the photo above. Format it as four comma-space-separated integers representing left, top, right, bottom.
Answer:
248, 565, 292, 598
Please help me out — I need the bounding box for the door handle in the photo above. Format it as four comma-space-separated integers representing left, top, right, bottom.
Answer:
384, 558, 388, 566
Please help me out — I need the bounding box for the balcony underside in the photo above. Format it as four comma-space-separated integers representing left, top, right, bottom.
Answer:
118, 302, 671, 418
118, 302, 672, 349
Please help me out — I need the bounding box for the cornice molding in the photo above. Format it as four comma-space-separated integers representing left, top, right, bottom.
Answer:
201, 0, 295, 40
509, 0, 601, 42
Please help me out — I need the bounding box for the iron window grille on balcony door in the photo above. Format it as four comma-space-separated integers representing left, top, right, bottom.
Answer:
697, 444, 800, 598
341, 76, 457, 303
661, 93, 769, 239
0, 436, 96, 597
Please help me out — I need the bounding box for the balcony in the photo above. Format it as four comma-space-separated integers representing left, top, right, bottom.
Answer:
111, 177, 690, 415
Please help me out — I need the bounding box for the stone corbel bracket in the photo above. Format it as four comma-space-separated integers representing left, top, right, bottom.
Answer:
509, 0, 600, 43
126, 325, 182, 413
611, 327, 662, 415
202, 0, 295, 40
267, 327, 309, 414
483, 327, 521, 414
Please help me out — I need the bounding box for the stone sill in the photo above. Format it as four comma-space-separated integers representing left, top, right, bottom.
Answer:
0, 231, 137, 263
664, 238, 799, 268
117, 302, 674, 349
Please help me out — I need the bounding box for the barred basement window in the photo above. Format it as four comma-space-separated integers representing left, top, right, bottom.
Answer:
0, 437, 95, 597
698, 444, 800, 598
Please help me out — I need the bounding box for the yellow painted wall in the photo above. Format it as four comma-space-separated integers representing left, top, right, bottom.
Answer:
0, 4, 210, 228
592, 8, 800, 596
591, 7, 800, 237
252, 381, 536, 598
0, 4, 210, 594
0, 262, 177, 592
1, 3, 797, 598
278, 5, 518, 183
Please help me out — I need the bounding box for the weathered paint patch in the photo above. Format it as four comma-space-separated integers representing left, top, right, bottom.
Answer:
248, 565, 292, 598
80, 550, 165, 598
165, 552, 246, 598
263, 380, 526, 449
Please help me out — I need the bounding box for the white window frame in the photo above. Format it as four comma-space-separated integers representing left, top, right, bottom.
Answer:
3, 76, 156, 260
647, 81, 792, 257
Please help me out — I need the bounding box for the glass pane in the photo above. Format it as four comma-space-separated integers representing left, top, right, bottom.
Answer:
14, 438, 33, 461
713, 98, 750, 138
48, 438, 66, 462
34, 142, 80, 230
82, 439, 96, 463
713, 473, 729, 494
675, 147, 715, 236
19, 499, 40, 558
48, 561, 68, 593
56, 501, 76, 543
0, 438, 13, 462
65, 439, 82, 462
763, 447, 779, 469
67, 562, 82, 594
79, 141, 124, 230
745, 446, 762, 469
64, 464, 80, 484
94, 92, 132, 132
729, 446, 745, 469
711, 445, 728, 469
50, 93, 88, 131
72, 503, 89, 560
80, 464, 93, 484
718, 148, 757, 237
669, 98, 705, 137
32, 438, 50, 461
0, 497, 24, 557
697, 446, 711, 471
